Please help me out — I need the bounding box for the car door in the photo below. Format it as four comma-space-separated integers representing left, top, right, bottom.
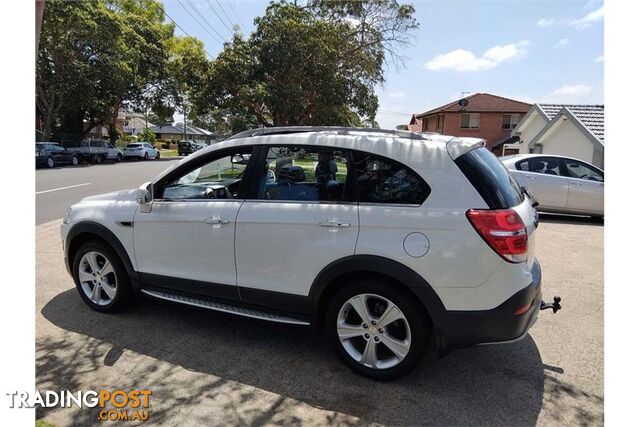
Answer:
514, 157, 569, 210
54, 145, 71, 164
234, 145, 359, 310
561, 158, 604, 215
133, 146, 256, 299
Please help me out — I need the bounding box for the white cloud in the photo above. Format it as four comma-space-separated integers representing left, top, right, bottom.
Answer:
537, 18, 554, 27
543, 84, 593, 103
569, 6, 604, 29
553, 38, 570, 49
594, 54, 604, 62
425, 41, 529, 72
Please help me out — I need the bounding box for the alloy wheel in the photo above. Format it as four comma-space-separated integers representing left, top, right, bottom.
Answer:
47, 157, 54, 168
78, 251, 118, 306
337, 293, 412, 370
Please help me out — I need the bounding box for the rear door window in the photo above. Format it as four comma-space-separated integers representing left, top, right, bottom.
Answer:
520, 157, 562, 176
455, 148, 524, 209
256, 146, 353, 203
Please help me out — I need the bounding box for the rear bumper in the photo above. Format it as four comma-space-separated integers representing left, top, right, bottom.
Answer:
434, 259, 542, 351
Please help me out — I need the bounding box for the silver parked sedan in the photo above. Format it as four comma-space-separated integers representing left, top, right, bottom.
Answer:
501, 154, 604, 217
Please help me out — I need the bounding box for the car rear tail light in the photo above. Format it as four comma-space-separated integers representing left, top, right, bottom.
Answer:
466, 209, 528, 263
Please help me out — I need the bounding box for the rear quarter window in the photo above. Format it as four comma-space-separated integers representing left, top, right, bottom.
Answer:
455, 148, 524, 209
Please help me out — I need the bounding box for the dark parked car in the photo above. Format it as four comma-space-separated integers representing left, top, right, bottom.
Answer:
36, 142, 79, 168
178, 141, 196, 156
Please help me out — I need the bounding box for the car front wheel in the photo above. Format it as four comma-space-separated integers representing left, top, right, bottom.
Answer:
326, 279, 429, 380
46, 156, 54, 168
72, 241, 132, 312
71, 156, 79, 166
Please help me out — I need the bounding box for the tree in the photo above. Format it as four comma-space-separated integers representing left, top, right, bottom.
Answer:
36, 0, 172, 139
193, 1, 417, 127
149, 36, 209, 134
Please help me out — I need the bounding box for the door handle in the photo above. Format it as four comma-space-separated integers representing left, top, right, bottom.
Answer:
206, 217, 230, 225
319, 220, 350, 228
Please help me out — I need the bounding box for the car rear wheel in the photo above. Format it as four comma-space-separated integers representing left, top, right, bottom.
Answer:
46, 156, 54, 168
156, 152, 161, 160
115, 154, 122, 162
326, 279, 429, 380
144, 152, 149, 160
72, 241, 132, 312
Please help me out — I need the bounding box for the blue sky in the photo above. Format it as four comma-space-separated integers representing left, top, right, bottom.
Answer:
164, 0, 604, 129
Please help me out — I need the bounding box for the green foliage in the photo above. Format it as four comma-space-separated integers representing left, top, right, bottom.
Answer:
37, 0, 416, 138
37, 0, 172, 138
193, 1, 417, 127
137, 127, 157, 143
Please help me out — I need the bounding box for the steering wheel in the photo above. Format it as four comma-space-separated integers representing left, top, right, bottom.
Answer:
266, 169, 276, 183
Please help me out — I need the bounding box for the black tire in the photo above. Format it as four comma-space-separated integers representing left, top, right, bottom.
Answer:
325, 278, 429, 380
156, 152, 161, 160
46, 156, 55, 168
72, 241, 132, 312
116, 154, 122, 162
95, 154, 103, 164
144, 152, 149, 160
71, 156, 79, 166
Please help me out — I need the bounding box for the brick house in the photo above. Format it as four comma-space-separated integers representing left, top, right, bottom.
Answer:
413, 93, 532, 150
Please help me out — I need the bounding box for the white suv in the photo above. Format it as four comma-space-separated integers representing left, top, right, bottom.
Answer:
61, 127, 558, 379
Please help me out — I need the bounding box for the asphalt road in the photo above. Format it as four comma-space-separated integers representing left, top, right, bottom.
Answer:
35, 214, 603, 426
35, 159, 181, 225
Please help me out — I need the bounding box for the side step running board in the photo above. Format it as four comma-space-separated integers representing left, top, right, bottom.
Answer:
141, 288, 310, 326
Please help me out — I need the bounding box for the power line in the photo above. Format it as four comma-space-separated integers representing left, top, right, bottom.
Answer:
205, 0, 234, 35
225, 0, 245, 31
378, 109, 414, 116
214, 0, 237, 32
152, 1, 216, 59
177, 0, 226, 45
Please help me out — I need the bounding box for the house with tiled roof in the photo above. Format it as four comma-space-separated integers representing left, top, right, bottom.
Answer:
512, 104, 604, 169
150, 123, 213, 142
412, 93, 532, 149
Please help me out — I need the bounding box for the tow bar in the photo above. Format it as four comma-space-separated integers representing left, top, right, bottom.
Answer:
540, 296, 562, 313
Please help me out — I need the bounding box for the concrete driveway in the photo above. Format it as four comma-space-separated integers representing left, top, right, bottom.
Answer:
36, 215, 603, 426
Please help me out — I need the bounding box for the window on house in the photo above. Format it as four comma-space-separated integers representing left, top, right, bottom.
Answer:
502, 114, 521, 130
461, 113, 479, 129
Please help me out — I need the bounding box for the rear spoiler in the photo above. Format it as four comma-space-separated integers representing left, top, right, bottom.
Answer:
446, 137, 486, 160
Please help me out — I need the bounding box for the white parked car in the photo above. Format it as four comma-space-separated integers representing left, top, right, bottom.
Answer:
123, 142, 160, 160
501, 154, 604, 218
61, 127, 560, 380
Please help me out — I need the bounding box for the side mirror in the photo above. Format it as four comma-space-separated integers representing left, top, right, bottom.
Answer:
136, 182, 153, 210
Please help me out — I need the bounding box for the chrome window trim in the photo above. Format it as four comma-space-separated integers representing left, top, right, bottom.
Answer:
242, 199, 358, 206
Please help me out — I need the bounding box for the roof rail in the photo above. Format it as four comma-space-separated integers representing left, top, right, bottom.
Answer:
227, 126, 437, 141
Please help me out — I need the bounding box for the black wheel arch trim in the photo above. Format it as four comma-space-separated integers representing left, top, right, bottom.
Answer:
308, 254, 448, 329
65, 221, 140, 288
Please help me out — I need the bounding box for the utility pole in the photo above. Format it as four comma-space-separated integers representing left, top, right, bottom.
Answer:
183, 105, 187, 141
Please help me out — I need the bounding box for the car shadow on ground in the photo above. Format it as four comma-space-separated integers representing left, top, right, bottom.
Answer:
41, 289, 546, 426
538, 212, 603, 226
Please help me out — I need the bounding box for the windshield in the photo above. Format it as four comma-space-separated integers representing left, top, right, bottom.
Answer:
127, 144, 141, 148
